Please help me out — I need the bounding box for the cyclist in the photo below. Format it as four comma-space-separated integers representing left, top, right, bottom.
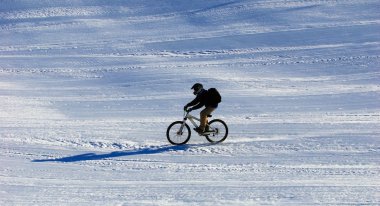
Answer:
184, 83, 219, 134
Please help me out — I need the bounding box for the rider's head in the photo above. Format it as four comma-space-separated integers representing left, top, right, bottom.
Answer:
191, 83, 203, 95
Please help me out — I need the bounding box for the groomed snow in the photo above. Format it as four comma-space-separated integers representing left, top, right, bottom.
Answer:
0, 0, 379, 205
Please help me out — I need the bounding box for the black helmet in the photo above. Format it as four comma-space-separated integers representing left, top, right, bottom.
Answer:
191, 83, 203, 95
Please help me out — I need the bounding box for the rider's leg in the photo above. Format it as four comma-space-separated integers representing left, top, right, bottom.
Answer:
200, 107, 215, 132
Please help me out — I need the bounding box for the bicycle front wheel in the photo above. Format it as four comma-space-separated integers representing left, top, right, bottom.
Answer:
166, 121, 191, 145
205, 119, 228, 143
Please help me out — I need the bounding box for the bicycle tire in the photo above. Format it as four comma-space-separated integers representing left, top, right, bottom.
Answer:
205, 119, 228, 143
166, 121, 191, 145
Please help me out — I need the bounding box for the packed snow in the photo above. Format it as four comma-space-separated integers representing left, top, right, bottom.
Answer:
1, 0, 379, 205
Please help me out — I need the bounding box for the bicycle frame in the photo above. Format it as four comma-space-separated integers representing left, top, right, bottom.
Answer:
184, 112, 200, 127
179, 112, 199, 132
179, 111, 214, 135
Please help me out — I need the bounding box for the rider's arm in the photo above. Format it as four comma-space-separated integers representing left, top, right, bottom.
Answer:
190, 102, 205, 111
185, 96, 200, 108
186, 91, 207, 111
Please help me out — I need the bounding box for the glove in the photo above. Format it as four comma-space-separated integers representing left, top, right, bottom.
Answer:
184, 105, 189, 111
186, 107, 193, 113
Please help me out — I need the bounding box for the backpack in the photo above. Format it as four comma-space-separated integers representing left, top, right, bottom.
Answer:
207, 88, 222, 105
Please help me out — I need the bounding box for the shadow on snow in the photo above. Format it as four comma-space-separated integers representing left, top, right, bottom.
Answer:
32, 144, 208, 163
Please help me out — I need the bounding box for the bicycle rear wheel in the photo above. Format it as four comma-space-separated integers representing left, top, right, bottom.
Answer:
205, 119, 228, 143
166, 121, 191, 145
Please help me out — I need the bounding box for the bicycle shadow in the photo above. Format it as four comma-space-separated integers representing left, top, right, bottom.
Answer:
32, 144, 203, 163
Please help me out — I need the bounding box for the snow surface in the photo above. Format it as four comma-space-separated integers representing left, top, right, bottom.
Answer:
1, 0, 379, 205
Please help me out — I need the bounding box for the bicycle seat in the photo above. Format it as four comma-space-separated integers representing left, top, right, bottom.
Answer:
207, 115, 212, 117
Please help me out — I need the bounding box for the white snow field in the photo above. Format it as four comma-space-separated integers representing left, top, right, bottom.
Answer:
1, 0, 380, 205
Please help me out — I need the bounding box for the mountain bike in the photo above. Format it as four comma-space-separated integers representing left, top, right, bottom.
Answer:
166, 111, 228, 145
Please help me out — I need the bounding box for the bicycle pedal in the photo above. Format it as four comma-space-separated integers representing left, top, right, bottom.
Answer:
202, 131, 214, 135
193, 127, 204, 133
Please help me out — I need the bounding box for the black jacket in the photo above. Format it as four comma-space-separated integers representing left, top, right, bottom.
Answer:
186, 89, 218, 110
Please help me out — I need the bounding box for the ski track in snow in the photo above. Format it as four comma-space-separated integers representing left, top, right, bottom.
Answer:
0, 0, 379, 205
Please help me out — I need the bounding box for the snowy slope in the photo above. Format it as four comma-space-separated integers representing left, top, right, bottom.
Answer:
1, 0, 379, 205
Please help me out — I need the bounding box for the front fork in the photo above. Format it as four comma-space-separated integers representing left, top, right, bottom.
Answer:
177, 115, 188, 135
